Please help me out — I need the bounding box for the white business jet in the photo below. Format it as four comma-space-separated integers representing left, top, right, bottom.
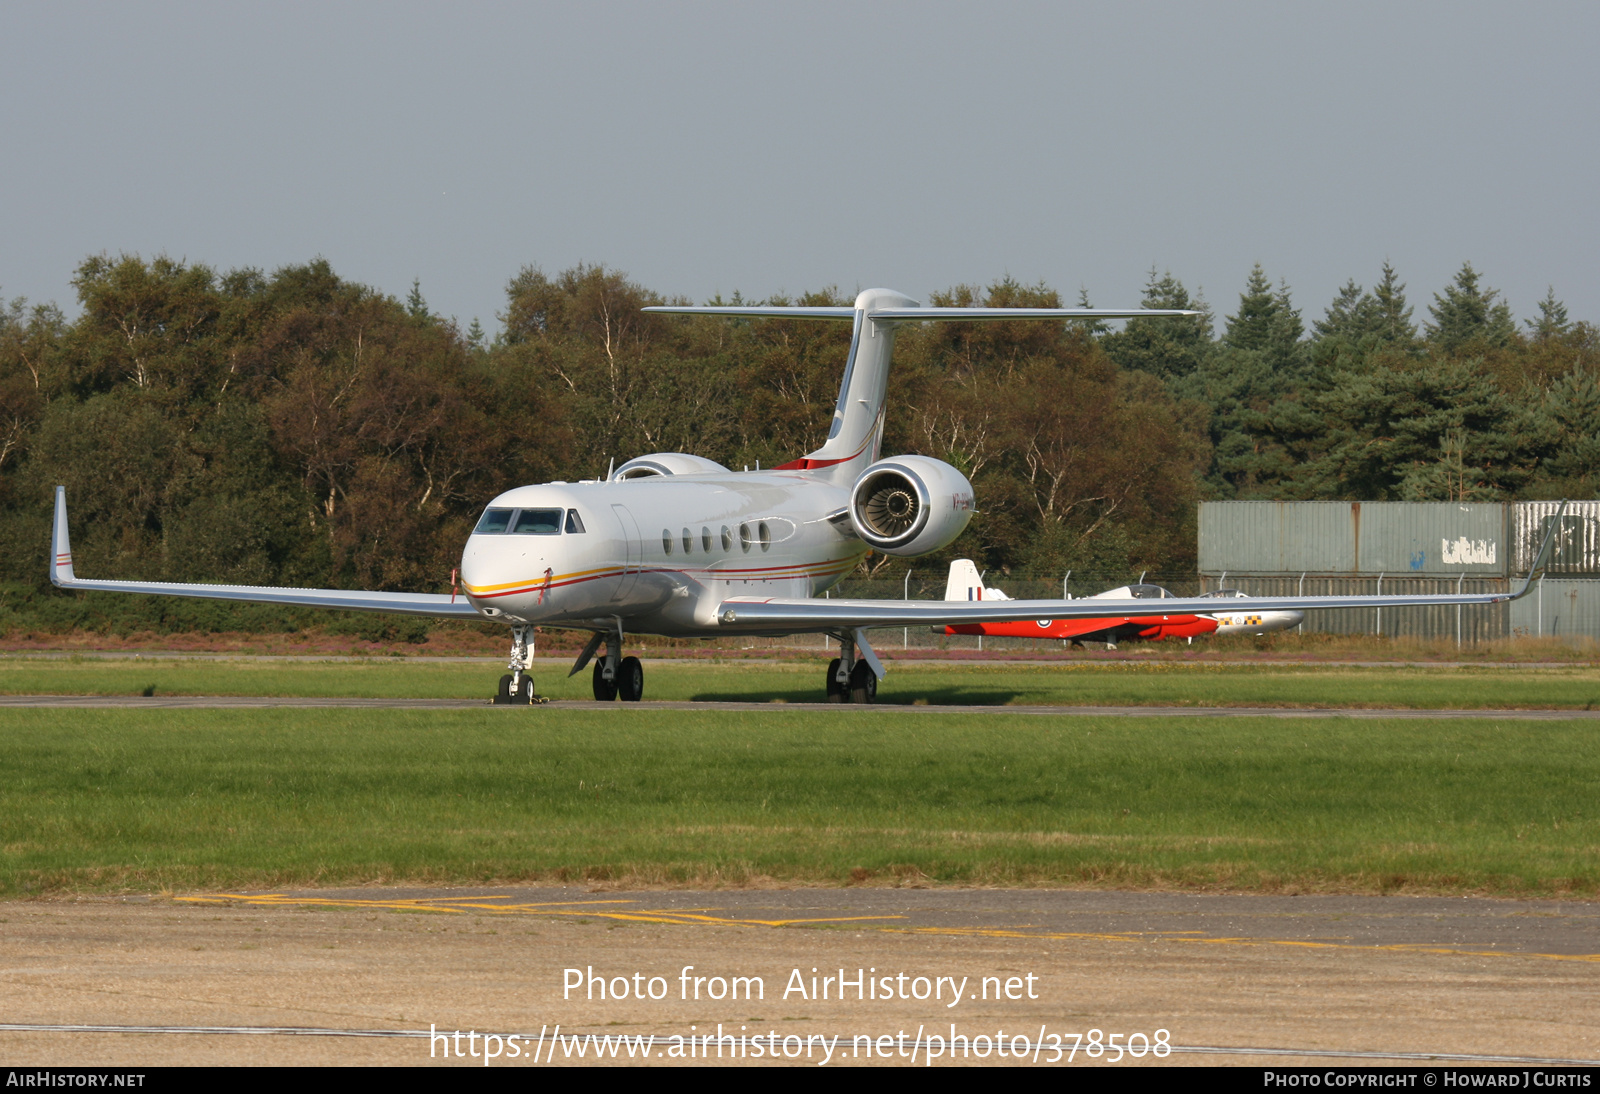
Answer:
48, 288, 1563, 704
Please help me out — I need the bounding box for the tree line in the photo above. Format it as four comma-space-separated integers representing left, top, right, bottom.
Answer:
0, 254, 1590, 632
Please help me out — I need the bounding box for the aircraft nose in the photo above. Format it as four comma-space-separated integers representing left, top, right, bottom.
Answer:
459, 537, 549, 599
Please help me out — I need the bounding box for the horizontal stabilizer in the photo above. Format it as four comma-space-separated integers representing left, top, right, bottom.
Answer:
644, 305, 1199, 322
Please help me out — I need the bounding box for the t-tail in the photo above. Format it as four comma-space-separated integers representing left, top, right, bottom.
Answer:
643, 290, 1196, 482
770, 288, 914, 480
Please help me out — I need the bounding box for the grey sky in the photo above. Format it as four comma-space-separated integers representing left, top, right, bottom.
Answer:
3, 1, 1596, 333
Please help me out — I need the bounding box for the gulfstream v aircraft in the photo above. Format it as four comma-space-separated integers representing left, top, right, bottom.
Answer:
49, 288, 1562, 704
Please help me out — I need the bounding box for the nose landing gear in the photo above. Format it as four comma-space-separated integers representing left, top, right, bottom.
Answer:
492, 624, 541, 704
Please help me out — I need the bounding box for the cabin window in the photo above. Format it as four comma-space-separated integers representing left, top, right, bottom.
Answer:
758, 521, 771, 551
511, 508, 563, 534
682, 528, 693, 553
565, 509, 586, 534
721, 526, 732, 551
474, 508, 514, 534
702, 527, 712, 552
739, 523, 752, 552
662, 530, 673, 555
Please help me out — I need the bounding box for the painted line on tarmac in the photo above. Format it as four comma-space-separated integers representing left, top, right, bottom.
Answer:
0, 1024, 1593, 1065
178, 892, 906, 929
181, 893, 1600, 966
5, 694, 1600, 718
891, 925, 1600, 965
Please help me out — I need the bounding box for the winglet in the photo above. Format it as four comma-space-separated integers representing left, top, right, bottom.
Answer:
50, 486, 76, 586
1509, 500, 1569, 601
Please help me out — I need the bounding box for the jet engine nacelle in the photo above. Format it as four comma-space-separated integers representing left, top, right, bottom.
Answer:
848, 456, 975, 556
613, 453, 732, 480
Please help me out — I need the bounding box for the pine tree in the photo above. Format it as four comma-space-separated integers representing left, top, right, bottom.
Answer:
1223, 265, 1303, 373
1068, 286, 1110, 337
1098, 268, 1214, 384
1312, 279, 1374, 344
1426, 263, 1516, 352
1527, 287, 1571, 342
406, 278, 430, 322
1370, 261, 1417, 349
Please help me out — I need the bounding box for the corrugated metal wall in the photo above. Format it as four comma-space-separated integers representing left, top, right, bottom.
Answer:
1509, 579, 1600, 638
1198, 501, 1509, 576
1513, 502, 1600, 573
1202, 500, 1600, 641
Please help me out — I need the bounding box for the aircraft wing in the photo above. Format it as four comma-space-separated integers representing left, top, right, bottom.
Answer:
716, 589, 1522, 631
49, 487, 481, 619
726, 500, 1570, 632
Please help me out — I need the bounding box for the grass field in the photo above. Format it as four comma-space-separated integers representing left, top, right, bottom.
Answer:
3, 656, 1600, 708
2, 701, 1598, 898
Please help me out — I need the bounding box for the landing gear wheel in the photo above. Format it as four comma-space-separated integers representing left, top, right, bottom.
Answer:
849, 661, 877, 704
496, 674, 536, 704
825, 658, 846, 703
592, 660, 618, 701
618, 656, 644, 701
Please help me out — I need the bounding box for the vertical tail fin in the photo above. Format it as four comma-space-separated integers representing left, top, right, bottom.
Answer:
945, 559, 985, 601
774, 288, 916, 480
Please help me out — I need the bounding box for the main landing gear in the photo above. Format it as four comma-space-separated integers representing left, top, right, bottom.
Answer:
825, 631, 877, 704
571, 621, 644, 702
493, 625, 542, 705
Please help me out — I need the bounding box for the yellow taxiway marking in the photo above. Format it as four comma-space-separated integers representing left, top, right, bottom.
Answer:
894, 925, 1600, 965
178, 894, 1600, 966
179, 893, 903, 929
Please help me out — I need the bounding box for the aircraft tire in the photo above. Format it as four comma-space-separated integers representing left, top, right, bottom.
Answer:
516, 676, 534, 704
618, 656, 644, 701
849, 661, 876, 705
825, 658, 846, 703
592, 660, 619, 701
494, 673, 514, 705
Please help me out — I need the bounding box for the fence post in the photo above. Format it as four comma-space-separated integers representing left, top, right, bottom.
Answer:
1376, 572, 1384, 636
903, 568, 912, 650
1298, 572, 1305, 633
1457, 572, 1464, 647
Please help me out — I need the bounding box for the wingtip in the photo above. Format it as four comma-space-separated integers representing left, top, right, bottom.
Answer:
50, 485, 74, 586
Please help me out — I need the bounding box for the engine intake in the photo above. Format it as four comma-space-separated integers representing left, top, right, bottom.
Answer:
848, 456, 975, 556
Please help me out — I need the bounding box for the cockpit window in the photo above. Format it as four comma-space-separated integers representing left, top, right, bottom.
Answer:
565, 509, 586, 534
474, 508, 514, 534
1200, 588, 1247, 599
511, 508, 564, 534
1126, 584, 1172, 599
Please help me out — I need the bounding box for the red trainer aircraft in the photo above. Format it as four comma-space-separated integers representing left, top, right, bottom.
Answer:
939, 560, 1303, 648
